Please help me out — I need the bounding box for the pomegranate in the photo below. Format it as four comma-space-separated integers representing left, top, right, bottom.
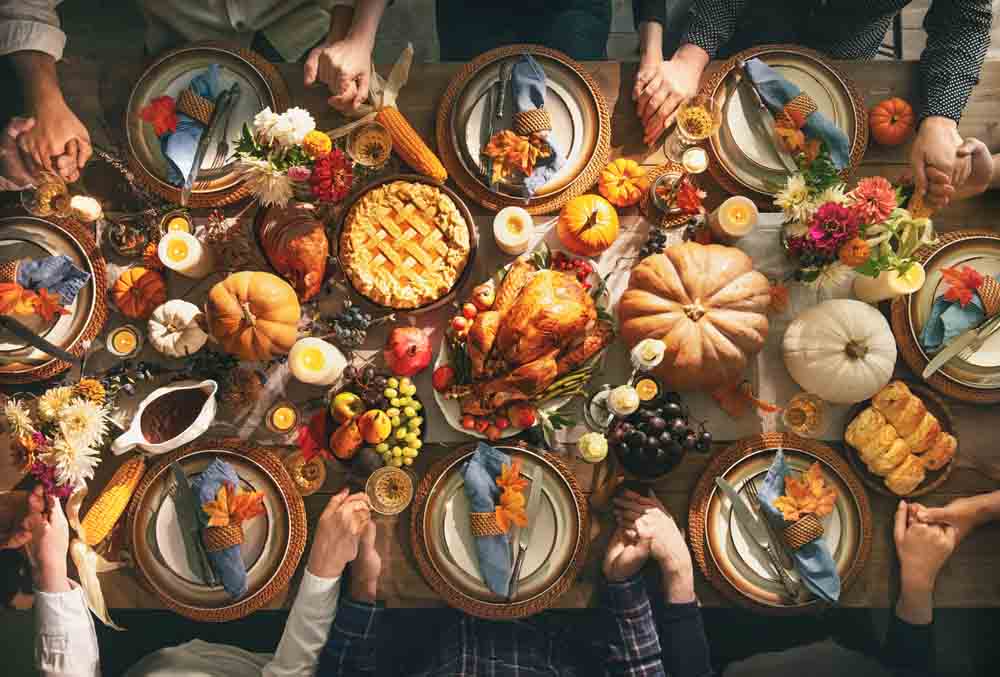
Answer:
384, 326, 433, 376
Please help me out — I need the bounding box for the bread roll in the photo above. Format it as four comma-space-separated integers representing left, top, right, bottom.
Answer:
868, 438, 910, 476
859, 425, 898, 466
885, 454, 926, 496
846, 407, 887, 450
924, 433, 957, 471
891, 398, 927, 437
872, 381, 913, 419
903, 413, 942, 454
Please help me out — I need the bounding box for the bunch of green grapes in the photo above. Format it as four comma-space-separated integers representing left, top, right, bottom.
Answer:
373, 376, 424, 467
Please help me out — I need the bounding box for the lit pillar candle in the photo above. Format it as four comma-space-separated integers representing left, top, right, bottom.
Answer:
708, 196, 758, 241
107, 324, 142, 358
853, 263, 926, 304
158, 231, 215, 279
493, 206, 534, 255
682, 147, 709, 174
289, 337, 346, 386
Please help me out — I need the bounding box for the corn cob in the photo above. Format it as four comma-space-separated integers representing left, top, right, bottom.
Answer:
80, 455, 146, 546
376, 106, 447, 182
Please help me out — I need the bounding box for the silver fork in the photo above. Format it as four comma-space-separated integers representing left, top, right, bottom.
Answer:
195, 83, 240, 190
957, 313, 1000, 362
744, 479, 800, 596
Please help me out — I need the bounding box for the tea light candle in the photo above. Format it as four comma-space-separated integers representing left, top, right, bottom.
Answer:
289, 337, 346, 386
853, 262, 926, 304
107, 324, 142, 358
158, 231, 215, 279
708, 196, 758, 241
682, 147, 709, 174
266, 401, 300, 434
493, 206, 534, 255
161, 210, 192, 234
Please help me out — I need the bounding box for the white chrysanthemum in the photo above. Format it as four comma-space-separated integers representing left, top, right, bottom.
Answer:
57, 397, 109, 449
239, 158, 294, 208
816, 184, 849, 206
281, 107, 316, 145
252, 107, 280, 139
42, 436, 100, 488
774, 174, 815, 223
4, 399, 35, 437
37, 386, 74, 422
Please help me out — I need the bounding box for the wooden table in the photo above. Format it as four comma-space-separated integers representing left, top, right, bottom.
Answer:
49, 57, 1000, 612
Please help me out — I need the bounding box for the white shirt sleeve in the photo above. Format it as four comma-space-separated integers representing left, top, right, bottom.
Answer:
261, 571, 342, 677
34, 582, 101, 677
0, 0, 66, 60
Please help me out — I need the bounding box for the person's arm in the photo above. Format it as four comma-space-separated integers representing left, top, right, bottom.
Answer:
261, 573, 342, 677
316, 587, 381, 676
0, 0, 65, 61
602, 574, 665, 676
678, 0, 744, 62
35, 582, 101, 677
914, 489, 1000, 543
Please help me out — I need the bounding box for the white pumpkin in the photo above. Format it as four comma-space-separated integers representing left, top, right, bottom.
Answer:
148, 300, 208, 358
782, 299, 897, 404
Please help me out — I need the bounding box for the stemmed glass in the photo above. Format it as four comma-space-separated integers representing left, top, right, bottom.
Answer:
664, 92, 724, 162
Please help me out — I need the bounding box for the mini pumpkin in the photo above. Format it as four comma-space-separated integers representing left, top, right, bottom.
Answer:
204, 271, 301, 362
557, 194, 620, 257
112, 267, 166, 319
598, 158, 648, 207
838, 237, 871, 267
148, 300, 208, 358
869, 97, 914, 147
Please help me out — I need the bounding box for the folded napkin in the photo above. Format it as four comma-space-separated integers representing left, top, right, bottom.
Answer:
510, 55, 565, 196
192, 457, 249, 599
461, 442, 513, 596
745, 58, 851, 170
757, 451, 840, 603
0, 255, 90, 305
163, 64, 222, 186
920, 274, 1000, 353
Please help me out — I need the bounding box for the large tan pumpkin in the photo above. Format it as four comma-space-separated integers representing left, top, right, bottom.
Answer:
618, 243, 771, 391
205, 271, 301, 361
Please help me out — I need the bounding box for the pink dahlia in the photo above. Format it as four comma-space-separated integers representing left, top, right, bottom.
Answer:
849, 176, 896, 224
287, 165, 312, 182
807, 202, 859, 253
310, 149, 353, 203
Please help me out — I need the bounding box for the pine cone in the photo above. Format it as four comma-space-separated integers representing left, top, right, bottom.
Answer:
73, 379, 107, 405
220, 368, 264, 413
142, 240, 165, 271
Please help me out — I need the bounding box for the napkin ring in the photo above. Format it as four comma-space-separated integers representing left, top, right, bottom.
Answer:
979, 276, 1000, 317
203, 524, 244, 552
470, 512, 504, 537
781, 93, 818, 129
0, 260, 20, 284
782, 513, 824, 551
177, 89, 215, 126
514, 108, 552, 136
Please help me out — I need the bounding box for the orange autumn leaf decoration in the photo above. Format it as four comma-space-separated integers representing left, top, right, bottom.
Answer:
496, 459, 529, 493
775, 125, 805, 154
483, 129, 552, 183
0, 282, 32, 315
772, 463, 838, 522
31, 288, 69, 323
712, 381, 782, 419
768, 281, 790, 315
202, 482, 266, 527
495, 488, 528, 533
140, 96, 178, 136
940, 265, 983, 307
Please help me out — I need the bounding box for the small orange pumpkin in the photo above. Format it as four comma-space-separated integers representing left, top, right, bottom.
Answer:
112, 267, 166, 319
556, 194, 620, 257
869, 98, 914, 147
598, 158, 648, 207
838, 237, 871, 267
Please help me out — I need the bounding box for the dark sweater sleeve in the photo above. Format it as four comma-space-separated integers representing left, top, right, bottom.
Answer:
633, 0, 667, 28
917, 0, 992, 122
882, 613, 934, 677
317, 595, 382, 676
679, 0, 745, 58
654, 601, 714, 677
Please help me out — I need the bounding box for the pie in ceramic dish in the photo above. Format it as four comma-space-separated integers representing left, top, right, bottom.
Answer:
340, 179, 472, 310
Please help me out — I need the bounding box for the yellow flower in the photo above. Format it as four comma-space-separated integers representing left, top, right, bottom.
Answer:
302, 130, 332, 158
38, 386, 74, 422
74, 379, 107, 405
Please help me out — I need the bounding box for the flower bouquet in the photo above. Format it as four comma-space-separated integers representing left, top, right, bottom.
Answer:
236, 107, 354, 208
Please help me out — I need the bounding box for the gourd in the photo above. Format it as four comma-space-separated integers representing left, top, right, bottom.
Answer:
112, 267, 166, 319
618, 243, 771, 391
869, 98, 914, 147
376, 106, 447, 182
556, 194, 620, 257
782, 299, 897, 404
598, 159, 647, 207
148, 300, 208, 358
204, 271, 300, 362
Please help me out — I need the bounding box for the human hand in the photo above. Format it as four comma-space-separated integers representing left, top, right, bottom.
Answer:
3, 486, 71, 593
633, 47, 706, 146
348, 520, 381, 603
910, 116, 963, 204
613, 490, 695, 602
911, 492, 997, 545
603, 525, 651, 582
0, 117, 40, 189
894, 499, 956, 624
307, 488, 371, 580
304, 37, 373, 114
942, 138, 994, 201
18, 99, 91, 181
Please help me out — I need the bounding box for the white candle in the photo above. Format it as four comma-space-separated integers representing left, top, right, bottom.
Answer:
158, 231, 215, 279
708, 196, 758, 241
289, 338, 346, 386
493, 206, 534, 255
853, 263, 926, 304
682, 147, 709, 174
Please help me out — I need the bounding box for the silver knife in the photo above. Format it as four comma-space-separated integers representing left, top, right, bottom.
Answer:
923, 312, 1000, 379
736, 59, 799, 175
171, 463, 217, 586
479, 84, 496, 183
0, 315, 81, 364
507, 463, 546, 601
715, 478, 799, 598
180, 83, 237, 206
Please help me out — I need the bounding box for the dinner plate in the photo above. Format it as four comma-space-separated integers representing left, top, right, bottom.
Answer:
0, 216, 107, 383
127, 440, 306, 622
702, 45, 866, 200
892, 231, 1000, 403
411, 444, 588, 619
125, 44, 289, 208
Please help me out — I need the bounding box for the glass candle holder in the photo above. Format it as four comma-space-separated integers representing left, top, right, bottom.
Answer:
160, 209, 193, 235
107, 324, 143, 359
782, 392, 827, 438
266, 400, 301, 435
347, 121, 393, 170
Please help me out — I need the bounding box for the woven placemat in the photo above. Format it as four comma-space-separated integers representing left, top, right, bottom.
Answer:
125, 438, 306, 622
700, 44, 868, 206
436, 44, 611, 216
638, 162, 700, 230
0, 214, 108, 384
687, 432, 872, 615
410, 443, 589, 620
891, 229, 1000, 405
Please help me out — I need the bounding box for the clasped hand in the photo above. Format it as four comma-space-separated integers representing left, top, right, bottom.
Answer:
307, 488, 381, 602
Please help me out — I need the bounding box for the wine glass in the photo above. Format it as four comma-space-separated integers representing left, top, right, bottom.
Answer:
664, 93, 724, 162
20, 171, 71, 218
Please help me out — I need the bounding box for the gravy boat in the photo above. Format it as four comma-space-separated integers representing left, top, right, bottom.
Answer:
111, 379, 218, 456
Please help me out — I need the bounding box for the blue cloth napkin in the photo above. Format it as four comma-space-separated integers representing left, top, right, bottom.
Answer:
162, 65, 221, 186
757, 451, 840, 603
745, 58, 852, 170
510, 55, 565, 196
16, 255, 90, 305
461, 442, 513, 597
919, 276, 998, 352
192, 457, 248, 599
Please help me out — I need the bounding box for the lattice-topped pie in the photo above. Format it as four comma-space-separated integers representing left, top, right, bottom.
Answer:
340, 180, 472, 309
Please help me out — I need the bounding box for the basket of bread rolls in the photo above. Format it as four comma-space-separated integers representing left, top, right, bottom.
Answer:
844, 381, 957, 497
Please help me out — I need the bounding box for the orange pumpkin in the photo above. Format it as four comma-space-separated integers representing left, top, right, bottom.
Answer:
204, 271, 301, 361
112, 267, 166, 319
598, 159, 648, 207
556, 194, 620, 257
869, 98, 914, 146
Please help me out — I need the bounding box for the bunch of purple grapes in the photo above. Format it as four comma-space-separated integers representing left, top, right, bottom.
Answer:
608, 394, 712, 477
342, 364, 389, 410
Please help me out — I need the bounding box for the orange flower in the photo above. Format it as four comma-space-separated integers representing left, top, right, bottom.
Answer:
838, 237, 871, 267
496, 459, 528, 493
768, 281, 789, 315
143, 240, 165, 271
495, 488, 528, 533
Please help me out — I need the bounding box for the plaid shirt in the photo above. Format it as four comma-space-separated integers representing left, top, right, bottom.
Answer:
317, 575, 712, 676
